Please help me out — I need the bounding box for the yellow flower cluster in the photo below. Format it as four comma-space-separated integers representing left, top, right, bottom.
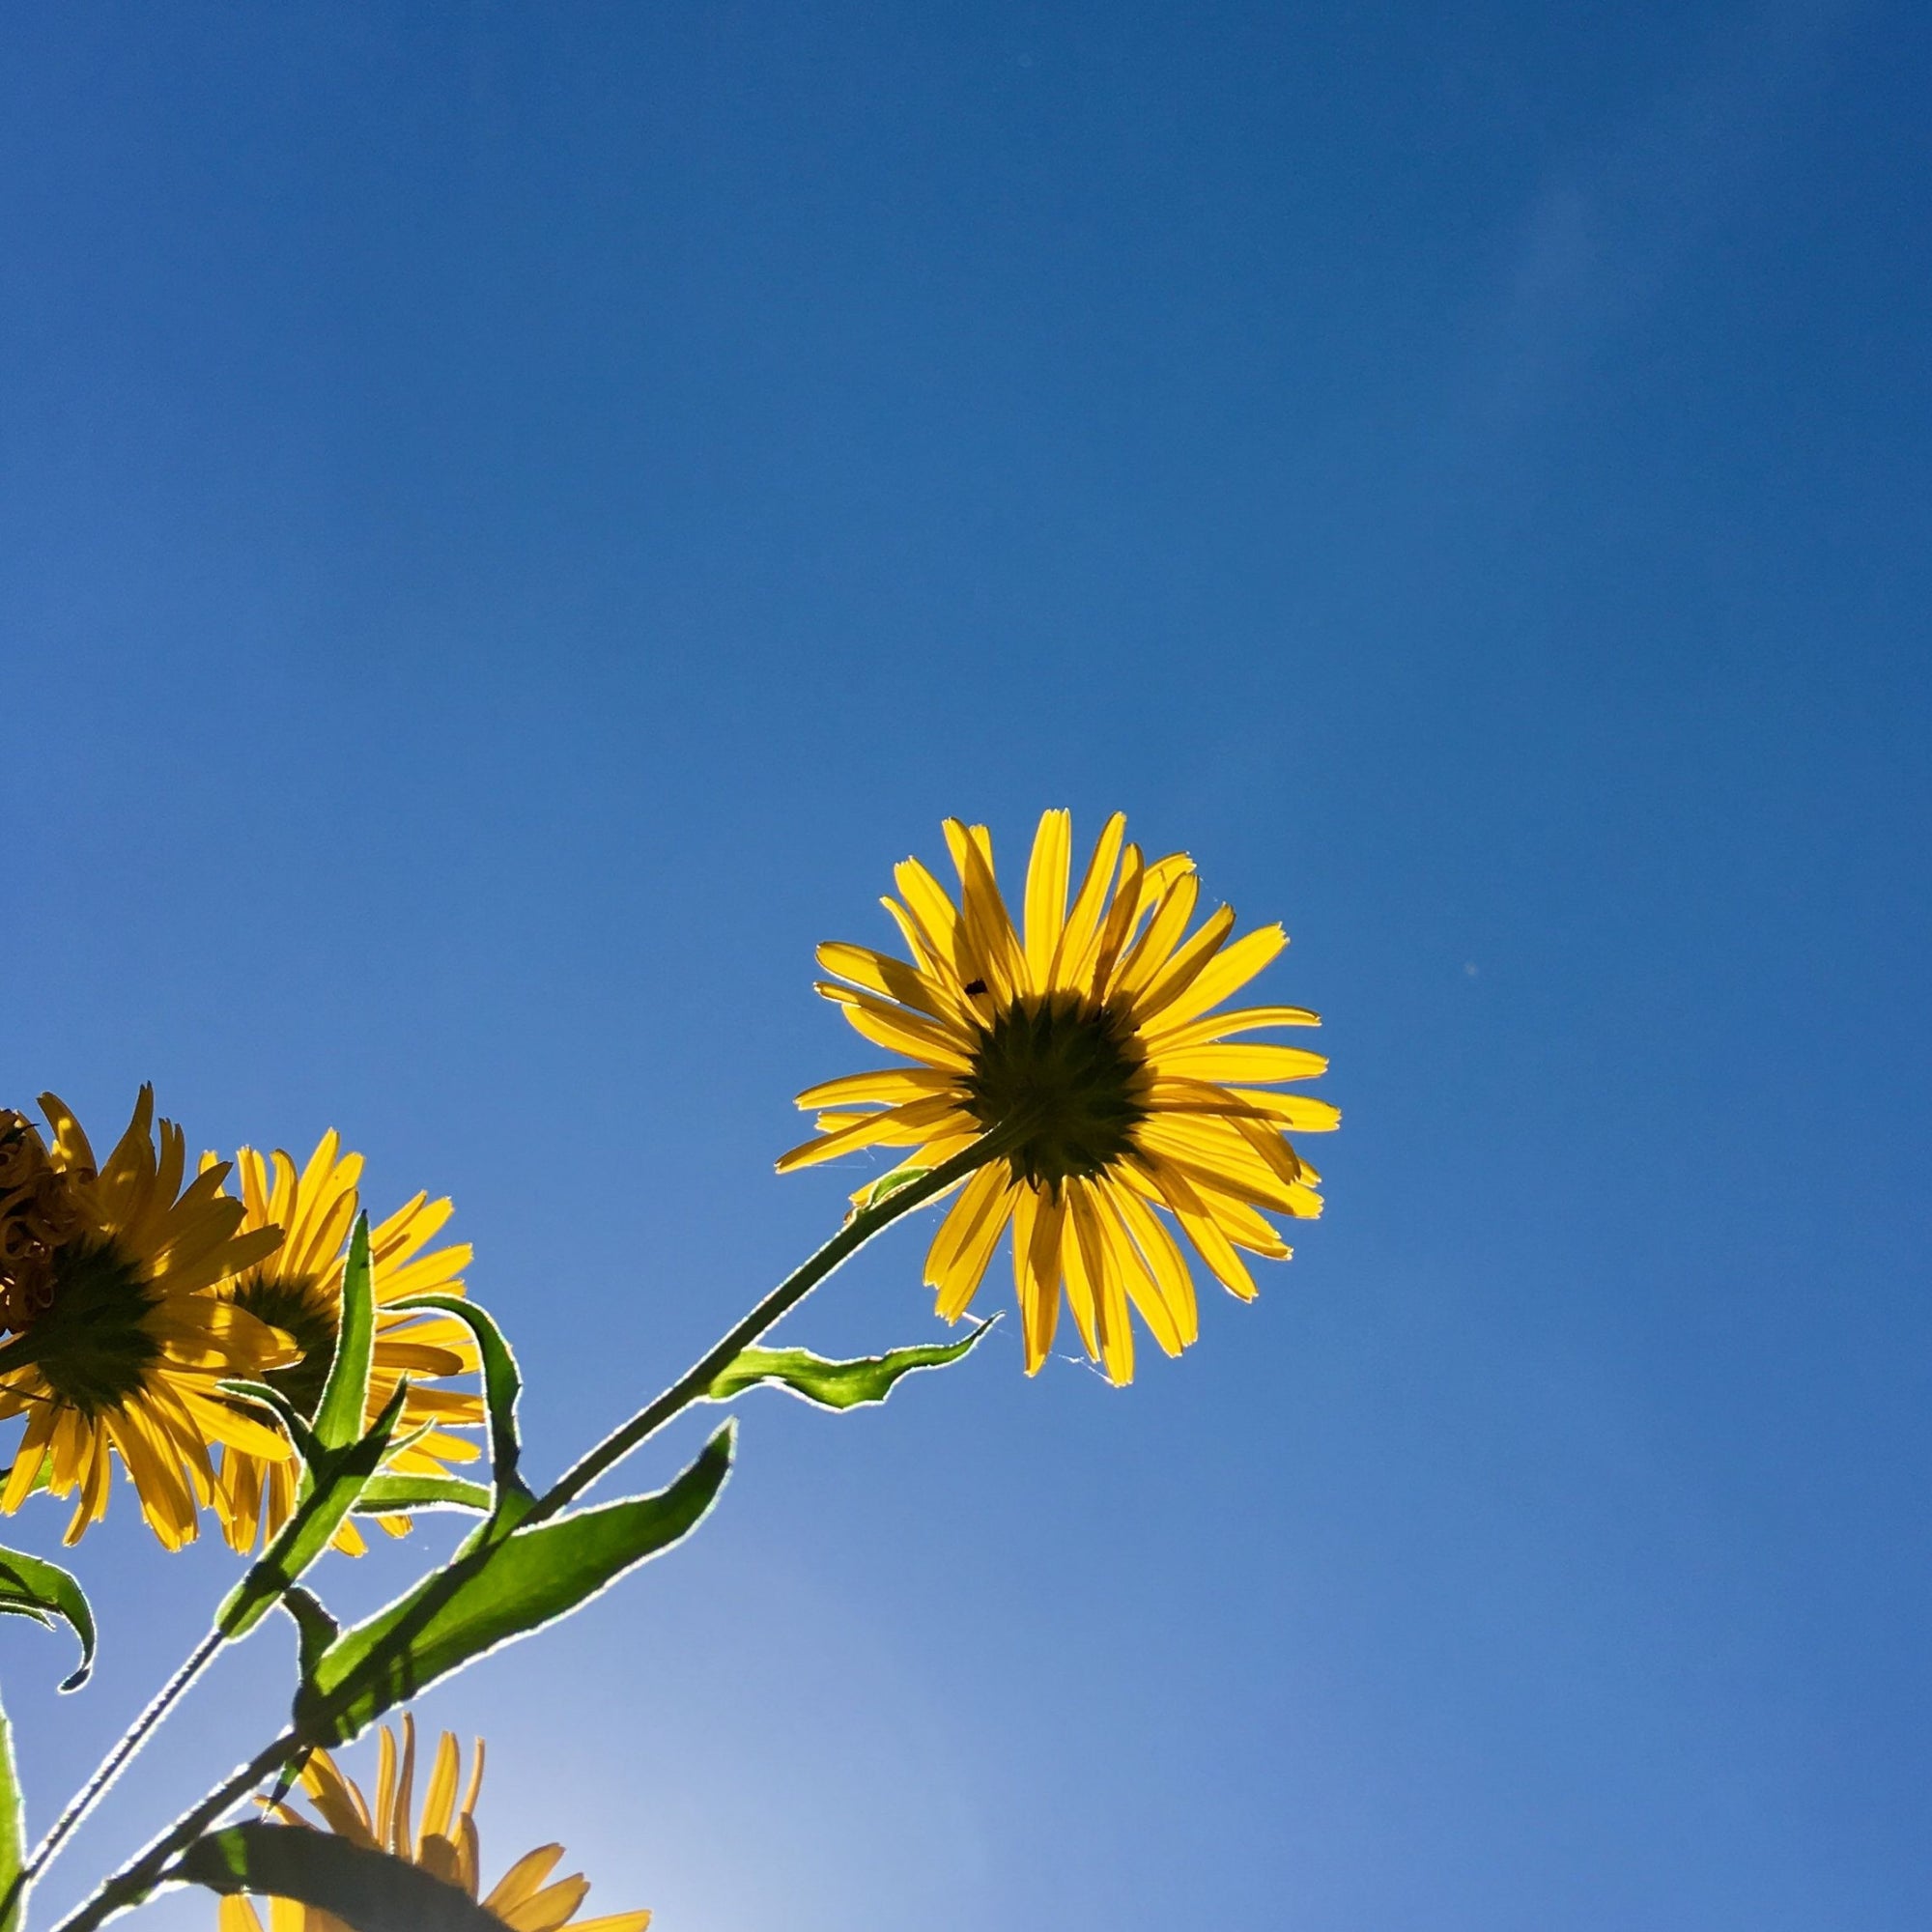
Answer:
0, 810, 1332, 1932
220, 1719, 650, 1932
1, 809, 1336, 1548
0, 1090, 480, 1551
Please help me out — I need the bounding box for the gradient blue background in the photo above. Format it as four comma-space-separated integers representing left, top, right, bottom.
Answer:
5, 3, 1929, 1927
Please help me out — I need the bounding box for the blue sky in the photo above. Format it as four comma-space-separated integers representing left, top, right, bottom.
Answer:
4, 3, 1930, 1927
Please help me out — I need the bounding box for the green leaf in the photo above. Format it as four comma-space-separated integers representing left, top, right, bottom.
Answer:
0, 1545, 97, 1690
706, 1321, 994, 1411
216, 1381, 411, 1640
389, 1293, 530, 1511
312, 1213, 375, 1455
350, 1475, 493, 1517
0, 1691, 24, 1932
177, 1822, 503, 1932
294, 1422, 735, 1747
280, 1589, 339, 1681
847, 1165, 933, 1214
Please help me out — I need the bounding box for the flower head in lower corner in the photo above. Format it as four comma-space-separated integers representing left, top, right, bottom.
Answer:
0, 1089, 294, 1548
218, 1718, 651, 1932
213, 1131, 485, 1554
781, 810, 1340, 1384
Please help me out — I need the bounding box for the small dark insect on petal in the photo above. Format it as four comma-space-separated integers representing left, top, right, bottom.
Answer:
963, 979, 988, 996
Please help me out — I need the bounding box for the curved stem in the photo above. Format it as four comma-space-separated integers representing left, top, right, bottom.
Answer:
49, 1729, 298, 1932
7, 1625, 226, 1918
529, 1126, 1019, 1524
49, 1128, 1016, 1931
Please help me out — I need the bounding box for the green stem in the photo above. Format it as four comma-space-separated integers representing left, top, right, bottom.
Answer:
526, 1125, 1020, 1525
48, 1127, 1015, 1932
10, 1627, 227, 1917
0, 1688, 25, 1932
49, 1730, 298, 1932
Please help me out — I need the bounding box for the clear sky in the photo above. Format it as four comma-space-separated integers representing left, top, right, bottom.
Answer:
5, 4, 1930, 1928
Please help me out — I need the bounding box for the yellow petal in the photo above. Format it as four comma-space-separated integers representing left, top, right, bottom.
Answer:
1130, 1153, 1258, 1300
793, 1067, 958, 1111
1021, 809, 1072, 990
1048, 812, 1126, 990
816, 984, 974, 1070
775, 1095, 968, 1174
1104, 1179, 1200, 1346
1109, 867, 1200, 1004
486, 1844, 567, 1916
943, 819, 1027, 1004
1151, 1042, 1328, 1085
924, 1164, 1016, 1321
1010, 1187, 1061, 1373
815, 941, 955, 1022
1136, 919, 1283, 1027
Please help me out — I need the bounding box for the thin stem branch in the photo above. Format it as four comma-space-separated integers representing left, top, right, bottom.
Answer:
528, 1126, 1019, 1525
7, 1626, 227, 1921
46, 1128, 1013, 1932
49, 1730, 298, 1932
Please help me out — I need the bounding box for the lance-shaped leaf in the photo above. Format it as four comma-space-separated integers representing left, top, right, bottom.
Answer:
0, 1693, 24, 1932
311, 1213, 375, 1455
389, 1293, 531, 1519
216, 1381, 412, 1641
351, 1474, 493, 1518
177, 1822, 503, 1932
706, 1321, 994, 1411
0, 1546, 98, 1691
294, 1421, 735, 1747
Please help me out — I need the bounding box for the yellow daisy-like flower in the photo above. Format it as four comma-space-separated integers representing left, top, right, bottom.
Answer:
0, 1089, 295, 1548
780, 810, 1340, 1383
213, 1132, 484, 1555
218, 1718, 650, 1932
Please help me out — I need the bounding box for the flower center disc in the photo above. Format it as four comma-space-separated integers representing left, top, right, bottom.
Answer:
964, 995, 1150, 1189
233, 1275, 340, 1419
25, 1240, 161, 1413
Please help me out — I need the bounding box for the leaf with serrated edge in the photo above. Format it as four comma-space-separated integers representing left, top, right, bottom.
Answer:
294, 1422, 734, 1747
707, 1321, 994, 1411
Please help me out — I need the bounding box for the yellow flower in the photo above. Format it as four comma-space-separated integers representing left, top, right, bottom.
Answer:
781, 810, 1340, 1383
213, 1132, 485, 1555
218, 1718, 651, 1932
0, 1089, 295, 1548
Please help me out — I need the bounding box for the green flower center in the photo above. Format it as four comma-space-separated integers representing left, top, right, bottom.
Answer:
27, 1239, 161, 1414
964, 994, 1151, 1189
232, 1274, 338, 1419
